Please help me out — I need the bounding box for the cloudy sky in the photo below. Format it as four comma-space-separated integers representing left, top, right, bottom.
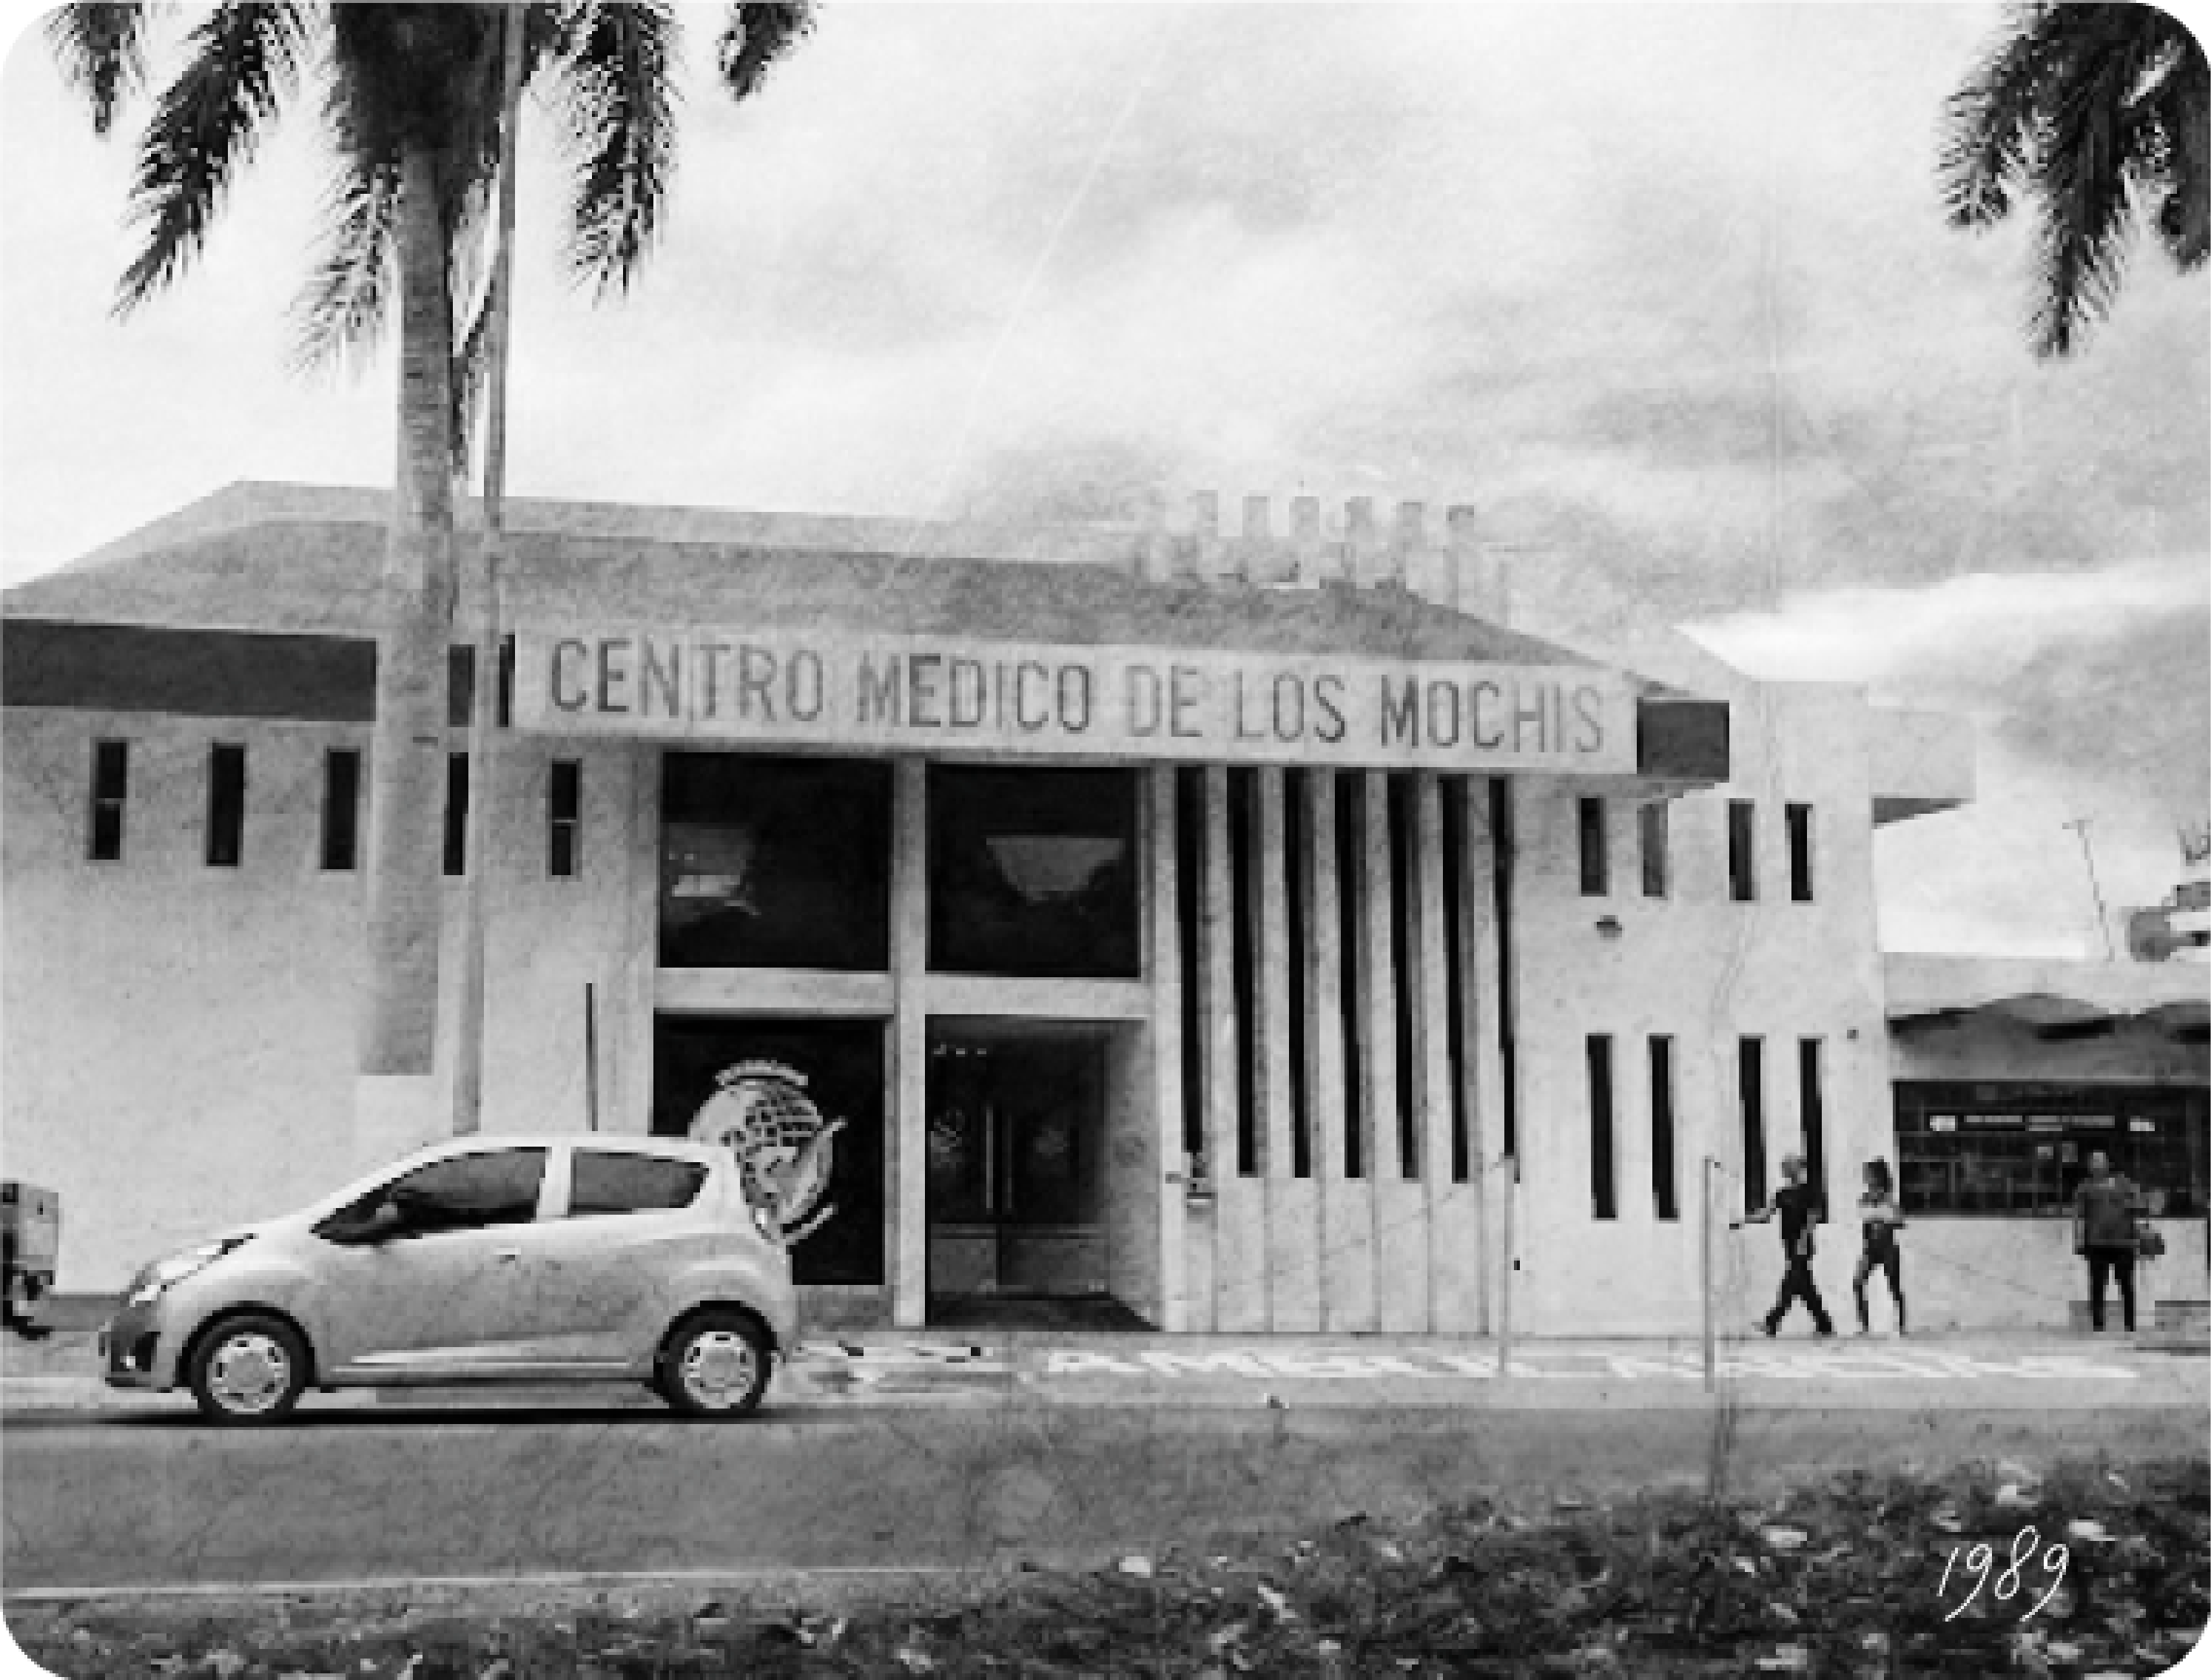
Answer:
2, 4, 2204, 955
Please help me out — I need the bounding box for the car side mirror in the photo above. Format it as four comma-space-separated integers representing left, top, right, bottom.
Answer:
326, 1198, 407, 1246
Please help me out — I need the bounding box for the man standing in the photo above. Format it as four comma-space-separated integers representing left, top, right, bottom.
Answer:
2073, 1150, 2144, 1332
1741, 1154, 1834, 1337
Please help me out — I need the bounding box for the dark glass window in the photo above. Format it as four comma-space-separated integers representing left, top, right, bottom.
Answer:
1285, 769, 1313, 1179
444, 752, 470, 877
1894, 1082, 2209, 1218
1728, 800, 1757, 903
1491, 779, 1518, 1159
1640, 802, 1669, 899
206, 743, 246, 868
1441, 779, 1473, 1184
1650, 1036, 1678, 1221
1387, 774, 1420, 1178
322, 1147, 546, 1238
1336, 774, 1367, 1178
1174, 768, 1205, 1169
1228, 768, 1259, 1175
651, 1016, 885, 1284
1578, 797, 1609, 897
549, 759, 582, 879
322, 749, 361, 872
1799, 1038, 1827, 1207
88, 739, 127, 862
1588, 1034, 1616, 1219
662, 755, 892, 971
568, 1150, 706, 1216
1739, 1036, 1767, 1213
928, 765, 1138, 979
1786, 803, 1815, 903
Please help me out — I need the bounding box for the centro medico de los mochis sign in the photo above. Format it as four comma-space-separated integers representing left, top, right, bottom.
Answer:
511, 628, 1638, 774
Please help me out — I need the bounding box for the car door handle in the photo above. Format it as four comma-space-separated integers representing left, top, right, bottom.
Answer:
493, 1249, 522, 1263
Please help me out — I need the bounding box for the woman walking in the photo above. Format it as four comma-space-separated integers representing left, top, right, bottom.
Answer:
1854, 1158, 1907, 1335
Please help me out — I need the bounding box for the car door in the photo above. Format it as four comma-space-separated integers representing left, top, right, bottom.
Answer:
522, 1147, 717, 1364
311, 1146, 552, 1374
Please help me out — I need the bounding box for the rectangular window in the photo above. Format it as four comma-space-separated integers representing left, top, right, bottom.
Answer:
1587, 1035, 1616, 1220
1649, 1036, 1678, 1221
206, 743, 246, 868
568, 1151, 706, 1216
1739, 1036, 1767, 1212
1175, 768, 1206, 1170
87, 739, 128, 862
1387, 774, 1419, 1178
1578, 797, 1609, 897
1728, 800, 1757, 903
548, 759, 581, 878
1336, 774, 1367, 1179
1284, 769, 1313, 1179
1894, 1080, 2209, 1218
664, 755, 892, 972
1441, 779, 1473, 1184
1786, 803, 1814, 903
1229, 767, 1260, 1177
929, 764, 1140, 979
1799, 1038, 1827, 1207
1639, 802, 1669, 898
321, 749, 361, 871
443, 752, 470, 877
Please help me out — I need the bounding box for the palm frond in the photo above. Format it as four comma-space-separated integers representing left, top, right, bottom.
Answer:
118, 1, 314, 311
2027, 11, 2165, 357
294, 136, 401, 369
1938, 3, 2088, 230
47, 1, 152, 136
2145, 28, 2210, 269
555, 0, 679, 295
718, 0, 813, 102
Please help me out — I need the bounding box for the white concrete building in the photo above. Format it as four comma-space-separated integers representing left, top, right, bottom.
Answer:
4, 484, 2200, 1333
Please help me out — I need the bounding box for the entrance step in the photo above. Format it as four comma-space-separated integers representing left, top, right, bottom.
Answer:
925, 1295, 1153, 1332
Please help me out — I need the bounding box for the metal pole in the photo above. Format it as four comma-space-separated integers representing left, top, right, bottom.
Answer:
1701, 1154, 1717, 1392
2064, 817, 2115, 960
452, 1, 528, 1134
1497, 1153, 1515, 1378
583, 982, 600, 1133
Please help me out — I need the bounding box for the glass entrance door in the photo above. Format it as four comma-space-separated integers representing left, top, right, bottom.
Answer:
926, 1025, 1107, 1300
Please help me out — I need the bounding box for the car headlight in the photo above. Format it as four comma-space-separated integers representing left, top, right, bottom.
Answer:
127, 1237, 250, 1306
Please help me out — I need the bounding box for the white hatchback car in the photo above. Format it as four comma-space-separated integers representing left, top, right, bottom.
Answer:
98, 1135, 797, 1425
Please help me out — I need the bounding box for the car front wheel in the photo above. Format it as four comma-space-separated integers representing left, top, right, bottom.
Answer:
658, 1311, 772, 1417
186, 1313, 308, 1426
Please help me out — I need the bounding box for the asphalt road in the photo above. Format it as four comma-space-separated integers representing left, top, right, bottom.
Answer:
6, 1394, 2203, 1596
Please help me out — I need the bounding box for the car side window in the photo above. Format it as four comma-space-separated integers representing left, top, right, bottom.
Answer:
363, 1149, 547, 1237
568, 1151, 707, 1218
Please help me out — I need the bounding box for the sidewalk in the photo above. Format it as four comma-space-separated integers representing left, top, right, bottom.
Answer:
7, 1324, 2203, 1416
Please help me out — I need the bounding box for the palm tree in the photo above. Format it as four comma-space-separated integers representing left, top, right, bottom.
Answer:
50, 1, 812, 1157
1940, 2, 2207, 358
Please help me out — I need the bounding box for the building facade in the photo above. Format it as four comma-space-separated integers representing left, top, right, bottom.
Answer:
5, 483, 2198, 1333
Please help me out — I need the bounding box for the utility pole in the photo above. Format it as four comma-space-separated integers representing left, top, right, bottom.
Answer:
454, 1, 528, 1133
2064, 817, 2115, 961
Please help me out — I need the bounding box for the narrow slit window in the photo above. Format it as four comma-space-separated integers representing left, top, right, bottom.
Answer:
1441, 780, 1473, 1184
1799, 1038, 1827, 1207
322, 749, 361, 872
1786, 803, 1814, 903
206, 743, 246, 868
1228, 767, 1259, 1177
87, 739, 128, 862
1578, 797, 1609, 897
1336, 773, 1366, 1179
1285, 769, 1313, 1179
1739, 1036, 1767, 1213
1728, 800, 1757, 903
1175, 767, 1206, 1172
1587, 1035, 1616, 1220
548, 759, 581, 878
445, 752, 470, 877
1639, 801, 1669, 899
1387, 774, 1419, 1179
1650, 1036, 1678, 1221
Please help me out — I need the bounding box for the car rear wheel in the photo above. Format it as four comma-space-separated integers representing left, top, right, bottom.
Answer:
187, 1313, 308, 1426
658, 1311, 772, 1417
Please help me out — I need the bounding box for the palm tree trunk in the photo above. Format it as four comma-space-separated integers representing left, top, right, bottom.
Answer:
355, 141, 457, 1167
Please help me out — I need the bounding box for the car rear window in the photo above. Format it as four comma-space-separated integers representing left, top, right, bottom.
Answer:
569, 1151, 708, 1217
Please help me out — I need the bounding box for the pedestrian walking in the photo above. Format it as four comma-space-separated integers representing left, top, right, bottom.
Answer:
2073, 1150, 2145, 1332
1740, 1154, 1834, 1337
1852, 1158, 1906, 1335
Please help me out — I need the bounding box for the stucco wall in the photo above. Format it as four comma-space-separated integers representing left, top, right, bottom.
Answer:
1507, 678, 1898, 1337
2, 706, 646, 1289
